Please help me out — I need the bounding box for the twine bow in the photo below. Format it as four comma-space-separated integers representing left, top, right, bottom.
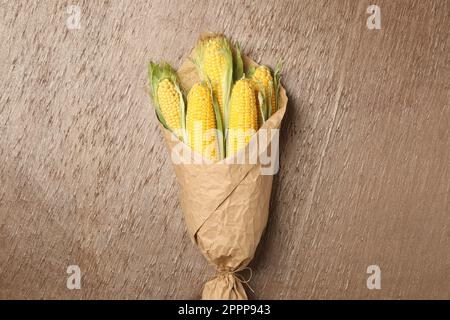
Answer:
217, 267, 254, 293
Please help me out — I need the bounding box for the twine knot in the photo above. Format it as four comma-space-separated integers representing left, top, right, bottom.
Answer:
217, 267, 254, 293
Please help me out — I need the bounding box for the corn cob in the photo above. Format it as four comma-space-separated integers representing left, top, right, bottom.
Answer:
252, 66, 276, 117
194, 34, 236, 130
187, 82, 220, 161
227, 79, 259, 156
148, 62, 186, 140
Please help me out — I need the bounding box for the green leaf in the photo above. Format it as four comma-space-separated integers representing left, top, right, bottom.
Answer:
220, 39, 234, 132
267, 79, 274, 118
258, 90, 266, 125
233, 42, 244, 82
155, 108, 169, 130
176, 86, 188, 143
273, 60, 283, 112
208, 79, 225, 160
246, 65, 256, 78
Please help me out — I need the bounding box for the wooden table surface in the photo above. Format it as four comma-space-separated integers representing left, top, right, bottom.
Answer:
0, 0, 449, 299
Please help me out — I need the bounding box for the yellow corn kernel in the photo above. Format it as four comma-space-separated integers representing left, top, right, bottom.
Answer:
157, 78, 181, 130
227, 79, 258, 156
252, 66, 276, 116
187, 83, 219, 161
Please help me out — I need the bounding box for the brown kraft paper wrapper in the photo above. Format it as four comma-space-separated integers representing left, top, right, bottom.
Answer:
159, 54, 288, 300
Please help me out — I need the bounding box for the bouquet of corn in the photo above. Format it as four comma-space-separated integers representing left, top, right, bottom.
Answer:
148, 34, 287, 300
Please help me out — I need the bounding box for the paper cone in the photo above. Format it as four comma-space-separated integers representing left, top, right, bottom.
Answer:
160, 54, 288, 300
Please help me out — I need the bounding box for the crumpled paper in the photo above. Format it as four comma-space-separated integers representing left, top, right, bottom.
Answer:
160, 52, 287, 300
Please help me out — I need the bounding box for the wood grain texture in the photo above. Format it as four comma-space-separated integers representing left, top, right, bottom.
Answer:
0, 0, 448, 299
